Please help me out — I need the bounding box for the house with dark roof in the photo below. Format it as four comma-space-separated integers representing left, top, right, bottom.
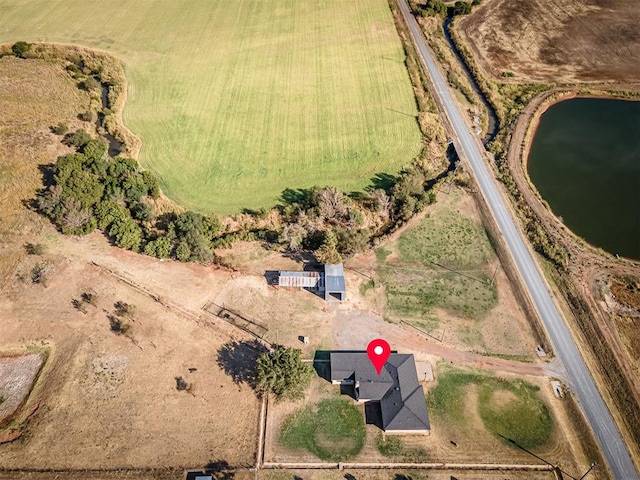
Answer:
330, 352, 430, 435
276, 263, 345, 301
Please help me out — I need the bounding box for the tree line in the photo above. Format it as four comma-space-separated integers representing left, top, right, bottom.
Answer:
37, 124, 442, 264
415, 0, 478, 18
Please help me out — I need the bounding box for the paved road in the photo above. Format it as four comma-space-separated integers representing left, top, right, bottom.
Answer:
396, 1, 639, 478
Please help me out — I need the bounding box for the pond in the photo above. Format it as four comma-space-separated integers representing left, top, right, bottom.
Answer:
527, 98, 640, 260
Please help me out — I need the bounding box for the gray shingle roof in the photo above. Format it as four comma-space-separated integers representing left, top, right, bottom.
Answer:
329, 352, 430, 432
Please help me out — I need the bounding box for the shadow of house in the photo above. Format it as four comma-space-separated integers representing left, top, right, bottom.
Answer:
330, 352, 430, 435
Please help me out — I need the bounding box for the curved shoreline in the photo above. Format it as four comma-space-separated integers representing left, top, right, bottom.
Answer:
514, 89, 640, 263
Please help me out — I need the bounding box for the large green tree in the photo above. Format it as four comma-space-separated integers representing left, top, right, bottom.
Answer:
255, 347, 314, 400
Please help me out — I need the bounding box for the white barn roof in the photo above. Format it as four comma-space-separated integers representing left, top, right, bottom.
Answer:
278, 271, 320, 288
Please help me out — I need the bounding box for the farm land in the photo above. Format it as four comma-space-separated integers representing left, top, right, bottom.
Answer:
455, 0, 640, 83
0, 1, 615, 478
0, 0, 423, 215
442, 0, 640, 464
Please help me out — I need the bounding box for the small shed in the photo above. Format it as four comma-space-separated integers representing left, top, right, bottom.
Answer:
324, 263, 346, 301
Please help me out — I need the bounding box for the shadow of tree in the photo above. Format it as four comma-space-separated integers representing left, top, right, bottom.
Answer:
279, 187, 314, 207
368, 172, 398, 193
185, 460, 235, 480
216, 340, 269, 389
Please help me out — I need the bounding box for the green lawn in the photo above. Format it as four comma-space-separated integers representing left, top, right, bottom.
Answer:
397, 193, 495, 270
0, 0, 422, 214
279, 398, 365, 461
428, 366, 554, 449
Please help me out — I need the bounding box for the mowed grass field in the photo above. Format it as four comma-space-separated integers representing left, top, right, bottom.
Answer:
0, 0, 423, 214
428, 365, 554, 450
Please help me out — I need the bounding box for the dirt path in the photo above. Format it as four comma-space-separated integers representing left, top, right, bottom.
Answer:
331, 307, 562, 378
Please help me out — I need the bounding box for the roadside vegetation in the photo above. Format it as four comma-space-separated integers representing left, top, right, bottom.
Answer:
407, 3, 568, 268
279, 398, 366, 461
428, 365, 553, 449
440, 24, 567, 268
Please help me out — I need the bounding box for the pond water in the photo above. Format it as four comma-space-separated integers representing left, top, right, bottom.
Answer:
527, 98, 640, 260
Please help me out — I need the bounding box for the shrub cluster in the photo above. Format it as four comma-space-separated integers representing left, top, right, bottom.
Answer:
276, 160, 437, 264
37, 128, 228, 262
415, 0, 474, 18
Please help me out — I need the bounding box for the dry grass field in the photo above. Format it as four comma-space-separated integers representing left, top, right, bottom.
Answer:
0, 0, 423, 215
457, 0, 640, 83
0, 254, 260, 469
0, 56, 90, 285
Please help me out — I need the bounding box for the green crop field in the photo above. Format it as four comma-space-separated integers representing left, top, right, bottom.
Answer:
0, 0, 422, 214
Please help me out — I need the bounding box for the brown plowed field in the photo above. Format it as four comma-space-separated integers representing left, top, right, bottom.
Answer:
457, 0, 640, 83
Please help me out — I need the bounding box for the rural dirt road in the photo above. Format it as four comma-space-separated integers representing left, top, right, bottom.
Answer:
332, 308, 563, 378
396, 0, 639, 478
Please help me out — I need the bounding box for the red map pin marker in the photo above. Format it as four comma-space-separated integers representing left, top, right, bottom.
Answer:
367, 338, 391, 375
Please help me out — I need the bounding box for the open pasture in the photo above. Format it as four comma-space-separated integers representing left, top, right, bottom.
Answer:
0, 0, 422, 214
377, 188, 498, 327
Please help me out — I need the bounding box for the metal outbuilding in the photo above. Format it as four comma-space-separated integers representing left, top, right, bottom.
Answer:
323, 263, 346, 301
277, 270, 321, 288
276, 263, 345, 301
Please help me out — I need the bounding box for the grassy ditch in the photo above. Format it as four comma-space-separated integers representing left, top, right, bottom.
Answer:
279, 398, 366, 461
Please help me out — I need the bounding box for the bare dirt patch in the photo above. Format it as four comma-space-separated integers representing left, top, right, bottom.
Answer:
0, 353, 44, 425
457, 0, 640, 83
